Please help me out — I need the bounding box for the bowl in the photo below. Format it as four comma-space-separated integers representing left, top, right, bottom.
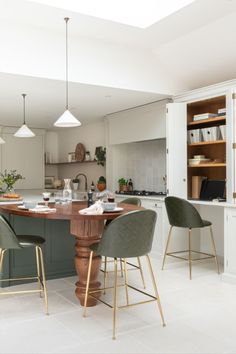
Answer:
24, 201, 38, 209
193, 155, 205, 159
102, 202, 117, 211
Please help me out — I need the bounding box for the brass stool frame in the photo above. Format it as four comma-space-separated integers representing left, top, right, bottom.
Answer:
84, 252, 166, 340
0, 245, 48, 314
162, 225, 220, 279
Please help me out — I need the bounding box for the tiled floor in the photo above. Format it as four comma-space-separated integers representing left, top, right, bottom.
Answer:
1, 257, 236, 354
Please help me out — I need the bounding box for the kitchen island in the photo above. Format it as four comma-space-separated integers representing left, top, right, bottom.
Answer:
0, 201, 142, 306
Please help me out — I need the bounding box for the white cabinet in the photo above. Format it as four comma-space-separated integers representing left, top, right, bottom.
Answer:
166, 102, 187, 198
224, 208, 236, 276
107, 101, 167, 145
1, 129, 45, 189
116, 195, 165, 259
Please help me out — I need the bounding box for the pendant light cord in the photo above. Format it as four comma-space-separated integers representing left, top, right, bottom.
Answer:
22, 93, 26, 124
65, 17, 69, 110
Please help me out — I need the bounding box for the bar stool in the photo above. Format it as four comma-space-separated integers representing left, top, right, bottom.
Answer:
102, 197, 146, 289
162, 196, 220, 279
0, 215, 48, 314
83, 210, 166, 339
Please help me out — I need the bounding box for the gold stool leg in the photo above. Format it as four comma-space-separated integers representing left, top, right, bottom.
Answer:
146, 255, 166, 327
188, 229, 192, 280
38, 246, 49, 315
0, 249, 6, 273
35, 246, 42, 298
137, 257, 146, 289
123, 258, 129, 306
103, 256, 107, 294
120, 258, 124, 277
113, 257, 118, 340
83, 251, 93, 318
162, 226, 173, 270
209, 226, 220, 274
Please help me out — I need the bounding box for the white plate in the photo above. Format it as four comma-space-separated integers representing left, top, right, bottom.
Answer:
18, 205, 28, 210
104, 207, 124, 213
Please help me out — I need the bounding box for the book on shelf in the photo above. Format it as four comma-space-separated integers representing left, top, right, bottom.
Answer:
193, 113, 218, 121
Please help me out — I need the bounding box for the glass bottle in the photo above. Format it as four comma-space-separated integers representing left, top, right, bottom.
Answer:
63, 178, 72, 203
87, 191, 93, 207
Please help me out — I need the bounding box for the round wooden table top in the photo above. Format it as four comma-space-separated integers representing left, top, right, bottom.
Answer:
0, 201, 143, 220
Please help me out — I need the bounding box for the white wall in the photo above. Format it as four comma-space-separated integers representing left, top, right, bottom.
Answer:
46, 121, 106, 190
109, 139, 166, 192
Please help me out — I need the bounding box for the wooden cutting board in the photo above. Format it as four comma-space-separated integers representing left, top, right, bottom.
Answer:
75, 143, 85, 162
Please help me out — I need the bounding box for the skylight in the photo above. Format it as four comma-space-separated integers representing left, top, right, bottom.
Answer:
31, 0, 195, 28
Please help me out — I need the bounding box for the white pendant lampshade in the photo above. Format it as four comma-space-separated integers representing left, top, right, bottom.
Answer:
0, 137, 5, 144
14, 94, 35, 138
54, 17, 81, 128
54, 109, 82, 127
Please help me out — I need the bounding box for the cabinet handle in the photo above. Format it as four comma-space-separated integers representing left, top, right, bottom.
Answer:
183, 178, 186, 182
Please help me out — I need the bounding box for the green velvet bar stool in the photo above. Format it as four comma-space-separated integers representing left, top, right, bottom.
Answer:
0, 215, 48, 314
162, 196, 220, 279
103, 197, 146, 289
83, 209, 166, 340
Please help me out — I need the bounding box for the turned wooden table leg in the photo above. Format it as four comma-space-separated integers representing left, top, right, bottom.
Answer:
70, 219, 104, 306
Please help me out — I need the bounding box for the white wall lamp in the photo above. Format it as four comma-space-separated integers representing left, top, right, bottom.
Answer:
54, 17, 81, 128
14, 94, 35, 138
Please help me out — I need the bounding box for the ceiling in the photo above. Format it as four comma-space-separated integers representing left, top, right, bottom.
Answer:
1, 0, 236, 129
0, 72, 166, 129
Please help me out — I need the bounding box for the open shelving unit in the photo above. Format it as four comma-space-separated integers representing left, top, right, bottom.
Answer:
187, 95, 226, 199
45, 160, 97, 166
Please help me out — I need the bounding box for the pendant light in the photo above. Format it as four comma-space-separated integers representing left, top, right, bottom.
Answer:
54, 17, 81, 127
14, 94, 35, 138
0, 137, 5, 144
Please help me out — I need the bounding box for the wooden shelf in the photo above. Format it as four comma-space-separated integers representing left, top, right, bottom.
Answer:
188, 140, 226, 147
46, 160, 97, 166
187, 116, 226, 129
188, 163, 226, 168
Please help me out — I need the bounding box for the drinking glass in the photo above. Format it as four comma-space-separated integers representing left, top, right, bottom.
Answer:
42, 192, 50, 206
108, 192, 115, 203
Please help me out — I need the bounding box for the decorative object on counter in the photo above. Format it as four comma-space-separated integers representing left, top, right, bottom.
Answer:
63, 178, 72, 203
87, 191, 94, 207
118, 177, 128, 192
95, 146, 106, 166
127, 178, 133, 192
42, 192, 50, 207
0, 169, 24, 193
54, 18, 81, 128
45, 176, 55, 189
72, 178, 80, 190
53, 179, 62, 189
68, 152, 76, 162
90, 181, 95, 192
85, 151, 91, 161
97, 176, 106, 191
75, 143, 86, 162
14, 94, 35, 138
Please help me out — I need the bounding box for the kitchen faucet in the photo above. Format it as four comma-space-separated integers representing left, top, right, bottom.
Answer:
75, 173, 88, 191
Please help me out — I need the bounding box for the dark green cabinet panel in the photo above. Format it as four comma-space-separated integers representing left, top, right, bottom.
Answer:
1, 214, 76, 287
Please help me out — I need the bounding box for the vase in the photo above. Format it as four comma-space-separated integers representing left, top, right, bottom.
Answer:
63, 179, 72, 203
5, 185, 15, 194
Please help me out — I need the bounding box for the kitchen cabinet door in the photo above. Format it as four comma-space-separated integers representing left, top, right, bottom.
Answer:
166, 103, 187, 198
2, 132, 44, 189
141, 199, 164, 258
224, 208, 236, 275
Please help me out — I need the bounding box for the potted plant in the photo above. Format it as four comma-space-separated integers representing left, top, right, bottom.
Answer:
97, 176, 106, 191
0, 169, 24, 193
95, 147, 106, 166
72, 178, 80, 190
118, 177, 127, 192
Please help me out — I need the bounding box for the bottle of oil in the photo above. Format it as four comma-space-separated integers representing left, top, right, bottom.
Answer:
128, 179, 133, 192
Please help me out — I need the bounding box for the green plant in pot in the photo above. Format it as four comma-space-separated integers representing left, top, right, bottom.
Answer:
95, 147, 106, 166
72, 178, 80, 190
97, 176, 106, 192
118, 177, 127, 192
0, 169, 24, 193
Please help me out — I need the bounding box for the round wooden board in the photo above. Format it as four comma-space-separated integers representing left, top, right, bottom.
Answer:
75, 143, 85, 162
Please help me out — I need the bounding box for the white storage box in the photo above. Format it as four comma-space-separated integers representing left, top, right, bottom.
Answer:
201, 126, 220, 142
219, 125, 226, 140
188, 129, 202, 144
